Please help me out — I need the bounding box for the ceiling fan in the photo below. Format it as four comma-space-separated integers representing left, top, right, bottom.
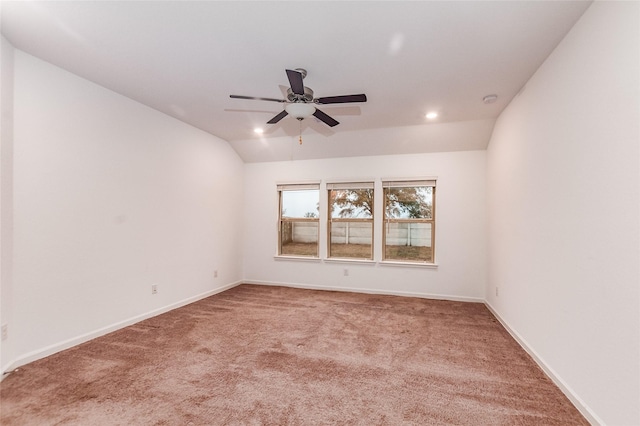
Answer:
230, 68, 367, 127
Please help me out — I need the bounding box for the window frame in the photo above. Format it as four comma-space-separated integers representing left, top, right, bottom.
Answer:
382, 179, 436, 264
277, 183, 320, 258
326, 182, 375, 260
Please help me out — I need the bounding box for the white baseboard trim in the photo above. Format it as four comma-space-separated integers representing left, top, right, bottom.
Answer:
242, 279, 484, 304
1, 281, 242, 377
484, 302, 602, 426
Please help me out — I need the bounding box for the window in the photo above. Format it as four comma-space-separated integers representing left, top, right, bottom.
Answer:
327, 182, 374, 260
277, 184, 320, 257
383, 180, 436, 263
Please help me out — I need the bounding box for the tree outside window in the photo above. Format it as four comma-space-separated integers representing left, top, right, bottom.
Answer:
327, 183, 374, 260
383, 180, 436, 263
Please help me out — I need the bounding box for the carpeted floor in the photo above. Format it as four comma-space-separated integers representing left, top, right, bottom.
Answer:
0, 284, 588, 425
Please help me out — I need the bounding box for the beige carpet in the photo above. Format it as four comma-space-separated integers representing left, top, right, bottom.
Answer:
1, 284, 588, 425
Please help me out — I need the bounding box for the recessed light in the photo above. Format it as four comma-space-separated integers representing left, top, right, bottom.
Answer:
425, 112, 438, 119
254, 127, 264, 134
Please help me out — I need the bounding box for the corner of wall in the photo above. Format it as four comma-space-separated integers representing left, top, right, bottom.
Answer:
0, 35, 16, 375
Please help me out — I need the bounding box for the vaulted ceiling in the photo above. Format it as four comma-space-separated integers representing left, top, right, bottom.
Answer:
1, 1, 591, 162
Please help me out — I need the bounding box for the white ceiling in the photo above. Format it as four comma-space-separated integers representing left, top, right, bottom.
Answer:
1, 1, 591, 162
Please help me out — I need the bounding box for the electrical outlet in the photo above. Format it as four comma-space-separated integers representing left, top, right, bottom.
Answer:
343, 269, 349, 277
152, 284, 158, 295
495, 287, 499, 297
214, 270, 218, 278
1, 324, 8, 341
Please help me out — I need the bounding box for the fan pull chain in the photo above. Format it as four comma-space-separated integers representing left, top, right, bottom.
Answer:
299, 120, 303, 145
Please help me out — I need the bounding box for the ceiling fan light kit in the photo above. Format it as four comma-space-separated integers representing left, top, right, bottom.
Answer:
230, 68, 367, 130
285, 102, 316, 120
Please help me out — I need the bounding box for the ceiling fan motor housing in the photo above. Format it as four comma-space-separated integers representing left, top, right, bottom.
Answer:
287, 86, 314, 103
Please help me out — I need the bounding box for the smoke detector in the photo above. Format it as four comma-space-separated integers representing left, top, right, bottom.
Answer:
483, 94, 498, 104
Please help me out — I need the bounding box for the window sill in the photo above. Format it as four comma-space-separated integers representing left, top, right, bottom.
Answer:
273, 256, 437, 268
274, 255, 322, 262
324, 258, 376, 265
379, 260, 438, 269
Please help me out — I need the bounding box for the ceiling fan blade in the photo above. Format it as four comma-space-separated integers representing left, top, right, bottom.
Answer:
315, 94, 367, 104
267, 110, 289, 124
313, 108, 339, 127
286, 69, 305, 95
230, 95, 286, 103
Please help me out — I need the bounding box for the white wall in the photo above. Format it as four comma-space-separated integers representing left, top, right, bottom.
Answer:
243, 150, 486, 301
4, 50, 244, 370
486, 2, 639, 424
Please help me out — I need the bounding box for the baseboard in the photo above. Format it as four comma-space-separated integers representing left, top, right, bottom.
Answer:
242, 279, 484, 303
1, 281, 242, 377
484, 302, 602, 426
